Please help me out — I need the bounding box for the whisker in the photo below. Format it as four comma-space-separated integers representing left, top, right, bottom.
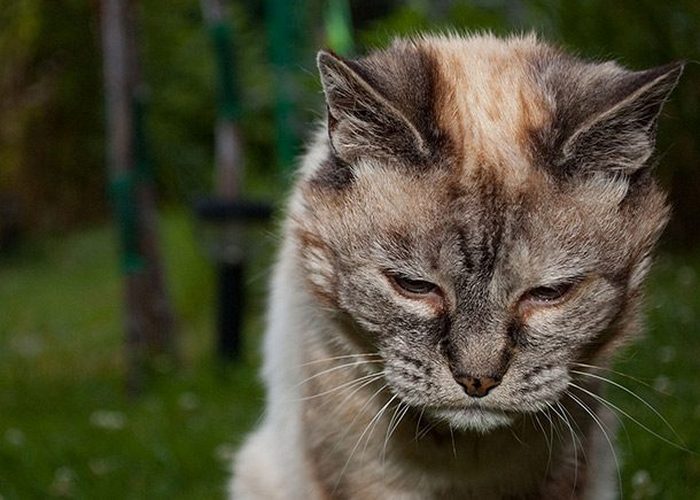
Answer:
297, 372, 383, 401
509, 423, 526, 446
560, 402, 586, 454
571, 368, 684, 444
332, 376, 388, 418
559, 400, 587, 470
532, 412, 553, 476
301, 353, 382, 367
383, 402, 411, 464
416, 418, 440, 440
568, 382, 693, 453
341, 383, 389, 439
329, 383, 390, 492
398, 404, 411, 431
335, 393, 398, 492
572, 362, 655, 391
542, 403, 564, 444
552, 401, 580, 495
382, 401, 404, 464
565, 391, 623, 500
415, 405, 427, 442
296, 359, 384, 387
449, 423, 457, 458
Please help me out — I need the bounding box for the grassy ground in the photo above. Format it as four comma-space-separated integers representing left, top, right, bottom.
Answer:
0, 212, 269, 499
0, 212, 698, 499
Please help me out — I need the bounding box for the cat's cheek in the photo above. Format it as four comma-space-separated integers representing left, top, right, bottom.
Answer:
508, 365, 572, 410
295, 231, 338, 306
383, 360, 458, 407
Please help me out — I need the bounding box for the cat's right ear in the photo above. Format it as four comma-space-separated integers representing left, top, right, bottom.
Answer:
558, 61, 684, 175
317, 50, 430, 164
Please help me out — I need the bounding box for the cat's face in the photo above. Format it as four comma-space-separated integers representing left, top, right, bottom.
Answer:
294, 34, 681, 432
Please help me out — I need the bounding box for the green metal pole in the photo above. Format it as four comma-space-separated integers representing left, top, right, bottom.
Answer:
267, 0, 302, 176
325, 0, 354, 55
202, 0, 244, 200
209, 18, 241, 122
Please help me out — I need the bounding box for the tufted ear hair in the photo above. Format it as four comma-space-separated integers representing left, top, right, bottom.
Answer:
558, 61, 684, 174
317, 50, 431, 164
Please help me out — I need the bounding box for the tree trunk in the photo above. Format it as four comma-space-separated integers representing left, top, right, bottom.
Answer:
100, 0, 177, 395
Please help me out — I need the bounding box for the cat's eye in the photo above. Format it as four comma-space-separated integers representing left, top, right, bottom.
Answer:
388, 274, 439, 296
522, 281, 574, 304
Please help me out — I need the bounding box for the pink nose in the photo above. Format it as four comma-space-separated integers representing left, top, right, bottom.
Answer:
454, 374, 501, 398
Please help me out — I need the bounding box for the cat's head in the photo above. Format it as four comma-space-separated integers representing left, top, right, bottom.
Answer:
292, 34, 683, 432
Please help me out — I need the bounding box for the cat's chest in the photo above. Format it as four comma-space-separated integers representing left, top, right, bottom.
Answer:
302, 394, 554, 499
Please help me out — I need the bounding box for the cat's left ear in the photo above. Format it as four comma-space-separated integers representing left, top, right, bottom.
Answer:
560, 61, 684, 174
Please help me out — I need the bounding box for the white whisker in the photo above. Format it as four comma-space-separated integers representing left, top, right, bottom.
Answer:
296, 359, 383, 387
335, 393, 398, 492
297, 372, 383, 401
571, 368, 683, 444
572, 362, 655, 391
333, 376, 387, 416
552, 401, 580, 496
533, 412, 553, 476
382, 401, 404, 464
415, 405, 427, 442
565, 391, 622, 499
301, 353, 382, 367
568, 382, 693, 453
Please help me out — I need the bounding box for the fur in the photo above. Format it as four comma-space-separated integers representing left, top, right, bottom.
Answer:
230, 33, 682, 499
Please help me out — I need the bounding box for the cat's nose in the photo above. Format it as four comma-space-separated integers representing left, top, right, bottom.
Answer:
454, 374, 501, 398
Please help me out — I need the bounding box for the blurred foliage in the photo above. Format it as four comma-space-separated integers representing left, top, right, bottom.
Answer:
0, 0, 697, 247
0, 0, 104, 230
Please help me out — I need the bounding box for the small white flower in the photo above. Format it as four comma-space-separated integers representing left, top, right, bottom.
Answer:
4, 428, 25, 447
631, 468, 659, 498
653, 375, 673, 395
676, 265, 696, 288
178, 392, 200, 411
89, 410, 127, 430
9, 334, 44, 359
658, 346, 676, 364
631, 469, 651, 488
89, 457, 116, 476
49, 466, 75, 497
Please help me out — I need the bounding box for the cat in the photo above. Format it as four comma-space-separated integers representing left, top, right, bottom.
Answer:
230, 33, 683, 499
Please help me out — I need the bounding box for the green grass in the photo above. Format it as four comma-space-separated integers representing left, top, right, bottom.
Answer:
0, 211, 270, 499
0, 213, 698, 498
613, 255, 700, 499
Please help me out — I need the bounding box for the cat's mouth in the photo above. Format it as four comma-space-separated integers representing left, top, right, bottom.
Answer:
429, 405, 514, 433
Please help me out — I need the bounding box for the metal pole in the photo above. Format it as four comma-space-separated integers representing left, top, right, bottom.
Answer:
200, 0, 246, 361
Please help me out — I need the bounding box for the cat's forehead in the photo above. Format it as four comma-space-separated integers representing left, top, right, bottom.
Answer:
300, 33, 676, 259
422, 34, 552, 187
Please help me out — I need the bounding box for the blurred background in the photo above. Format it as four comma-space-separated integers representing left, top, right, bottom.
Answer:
0, 0, 698, 498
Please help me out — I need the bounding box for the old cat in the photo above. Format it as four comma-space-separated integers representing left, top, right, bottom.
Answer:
230, 33, 683, 499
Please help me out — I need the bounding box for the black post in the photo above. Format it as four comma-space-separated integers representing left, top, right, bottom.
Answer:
217, 261, 244, 360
